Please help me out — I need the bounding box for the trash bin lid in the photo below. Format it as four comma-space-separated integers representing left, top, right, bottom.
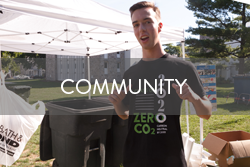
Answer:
233, 75, 250, 79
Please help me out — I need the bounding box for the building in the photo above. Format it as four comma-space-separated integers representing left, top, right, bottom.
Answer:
20, 65, 45, 77
46, 48, 142, 83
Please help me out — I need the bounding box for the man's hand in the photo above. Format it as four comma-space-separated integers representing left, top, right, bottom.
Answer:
172, 83, 199, 103
108, 86, 130, 120
108, 86, 129, 106
172, 83, 212, 120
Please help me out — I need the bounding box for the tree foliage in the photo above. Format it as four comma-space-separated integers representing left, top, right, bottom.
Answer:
164, 43, 189, 57
1, 51, 46, 70
186, 0, 250, 74
164, 43, 182, 56
1, 52, 20, 75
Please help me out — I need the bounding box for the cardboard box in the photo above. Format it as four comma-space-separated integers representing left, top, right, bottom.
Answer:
203, 131, 250, 167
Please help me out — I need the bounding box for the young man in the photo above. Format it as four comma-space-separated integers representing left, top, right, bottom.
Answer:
108, 1, 212, 167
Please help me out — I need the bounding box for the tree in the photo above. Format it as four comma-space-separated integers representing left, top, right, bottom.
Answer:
1, 51, 46, 70
164, 43, 182, 56
1, 52, 20, 76
164, 43, 189, 57
235, 57, 250, 74
186, 0, 250, 74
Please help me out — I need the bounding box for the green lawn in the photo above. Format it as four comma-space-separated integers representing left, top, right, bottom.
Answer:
6, 79, 112, 104
180, 83, 250, 142
1, 80, 250, 167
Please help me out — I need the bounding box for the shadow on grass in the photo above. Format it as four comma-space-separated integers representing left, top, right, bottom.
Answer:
217, 90, 235, 97
217, 102, 250, 114
218, 117, 248, 125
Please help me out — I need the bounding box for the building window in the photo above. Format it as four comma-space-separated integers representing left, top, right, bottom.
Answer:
117, 52, 120, 58
104, 54, 108, 59
104, 62, 108, 74
117, 63, 120, 72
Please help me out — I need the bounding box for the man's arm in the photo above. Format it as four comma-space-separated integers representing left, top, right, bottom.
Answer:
190, 95, 212, 120
172, 83, 212, 120
108, 86, 130, 120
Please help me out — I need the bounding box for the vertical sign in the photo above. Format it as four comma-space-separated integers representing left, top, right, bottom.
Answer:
189, 65, 217, 113
197, 65, 217, 111
189, 65, 217, 144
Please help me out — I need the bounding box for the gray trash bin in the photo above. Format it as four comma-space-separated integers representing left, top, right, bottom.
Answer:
234, 76, 250, 103
45, 99, 114, 167
92, 96, 128, 167
234, 76, 250, 95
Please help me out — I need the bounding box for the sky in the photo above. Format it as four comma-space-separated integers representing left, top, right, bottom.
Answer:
93, 0, 199, 39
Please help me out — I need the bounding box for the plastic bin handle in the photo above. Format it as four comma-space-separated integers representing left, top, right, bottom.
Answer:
95, 119, 107, 123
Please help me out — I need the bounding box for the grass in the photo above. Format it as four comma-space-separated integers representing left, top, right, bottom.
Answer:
5, 79, 113, 104
180, 83, 250, 142
1, 80, 250, 167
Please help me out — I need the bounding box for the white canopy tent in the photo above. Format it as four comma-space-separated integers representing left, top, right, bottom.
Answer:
0, 0, 191, 134
233, 0, 250, 4
0, 0, 184, 56
0, 0, 200, 156
0, 0, 191, 136
0, 0, 185, 98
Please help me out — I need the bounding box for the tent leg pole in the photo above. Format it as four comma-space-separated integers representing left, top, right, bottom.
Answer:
87, 55, 91, 100
182, 41, 189, 135
0, 43, 2, 85
0, 43, 2, 72
185, 101, 189, 135
200, 118, 203, 144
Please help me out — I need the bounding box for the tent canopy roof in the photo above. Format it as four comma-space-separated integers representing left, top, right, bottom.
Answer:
232, 0, 250, 5
0, 0, 184, 56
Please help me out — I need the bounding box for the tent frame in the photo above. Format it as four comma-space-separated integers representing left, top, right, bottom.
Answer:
0, 38, 201, 143
0, 0, 203, 144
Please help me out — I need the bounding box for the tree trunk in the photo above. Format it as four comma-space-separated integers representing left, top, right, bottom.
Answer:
239, 58, 245, 74
239, 4, 246, 75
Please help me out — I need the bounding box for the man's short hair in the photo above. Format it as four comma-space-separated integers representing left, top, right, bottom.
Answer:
129, 1, 161, 21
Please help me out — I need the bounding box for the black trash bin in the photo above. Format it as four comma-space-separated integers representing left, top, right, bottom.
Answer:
7, 85, 31, 102
92, 96, 128, 167
40, 110, 53, 161
45, 99, 114, 167
105, 115, 128, 167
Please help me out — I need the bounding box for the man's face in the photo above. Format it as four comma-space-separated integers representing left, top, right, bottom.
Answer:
131, 7, 162, 50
